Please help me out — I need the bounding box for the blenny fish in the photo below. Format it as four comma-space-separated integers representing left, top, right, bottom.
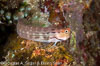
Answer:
17, 19, 70, 46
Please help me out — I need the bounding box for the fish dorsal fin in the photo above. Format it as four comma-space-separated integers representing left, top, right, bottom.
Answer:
18, 18, 52, 28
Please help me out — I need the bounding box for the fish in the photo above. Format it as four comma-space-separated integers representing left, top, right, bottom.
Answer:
17, 19, 70, 46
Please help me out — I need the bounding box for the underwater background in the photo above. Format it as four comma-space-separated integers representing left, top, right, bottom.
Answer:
0, 0, 100, 66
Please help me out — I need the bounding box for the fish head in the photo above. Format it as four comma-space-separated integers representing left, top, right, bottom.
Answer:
55, 28, 71, 40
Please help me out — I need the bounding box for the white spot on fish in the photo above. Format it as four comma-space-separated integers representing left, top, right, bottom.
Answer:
44, 33, 48, 36
39, 36, 44, 39
22, 31, 25, 33
39, 33, 43, 36
32, 33, 35, 35
26, 31, 29, 34
30, 27, 32, 29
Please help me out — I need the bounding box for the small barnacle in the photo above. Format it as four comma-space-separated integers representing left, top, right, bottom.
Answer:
8, 20, 12, 24
19, 6, 25, 12
0, 9, 5, 15
32, 15, 39, 20
25, 5, 32, 11
12, 54, 15, 58
17, 12, 24, 18
24, 12, 28, 17
5, 12, 11, 20
13, 14, 19, 20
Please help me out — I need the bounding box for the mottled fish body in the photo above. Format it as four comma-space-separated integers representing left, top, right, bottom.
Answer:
17, 19, 70, 45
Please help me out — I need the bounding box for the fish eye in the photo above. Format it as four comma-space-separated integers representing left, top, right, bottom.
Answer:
65, 30, 68, 33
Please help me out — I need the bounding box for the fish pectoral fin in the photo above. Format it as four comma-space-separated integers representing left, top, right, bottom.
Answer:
49, 42, 58, 49
53, 41, 57, 46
